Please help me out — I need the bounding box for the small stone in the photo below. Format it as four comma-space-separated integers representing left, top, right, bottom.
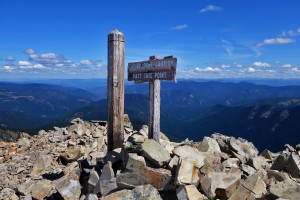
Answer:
260, 149, 273, 160
96, 178, 118, 197
200, 153, 223, 174
215, 180, 240, 199
222, 158, 240, 169
128, 133, 146, 144
100, 161, 115, 181
175, 157, 198, 185
100, 189, 132, 200
18, 180, 35, 195
267, 170, 289, 182
177, 185, 208, 200
0, 188, 19, 200
199, 168, 242, 199
168, 155, 179, 172
60, 147, 84, 162
141, 139, 171, 167
31, 180, 53, 200
31, 153, 51, 176
104, 148, 121, 164
285, 144, 295, 152
229, 137, 258, 159
247, 156, 269, 170
284, 152, 300, 178
241, 164, 256, 175
88, 169, 99, 192
54, 172, 81, 200
242, 172, 267, 198
271, 154, 287, 171
125, 153, 146, 171
131, 184, 163, 200
86, 193, 98, 200
296, 144, 300, 151
17, 137, 31, 147
197, 136, 221, 153
95, 161, 117, 196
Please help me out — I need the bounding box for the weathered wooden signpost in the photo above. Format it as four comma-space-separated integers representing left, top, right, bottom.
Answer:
128, 56, 177, 143
107, 29, 125, 151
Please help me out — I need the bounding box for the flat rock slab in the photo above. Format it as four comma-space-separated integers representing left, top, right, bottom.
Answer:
269, 179, 300, 200
101, 185, 163, 200
31, 180, 53, 200
173, 145, 206, 168
141, 139, 171, 167
116, 167, 172, 191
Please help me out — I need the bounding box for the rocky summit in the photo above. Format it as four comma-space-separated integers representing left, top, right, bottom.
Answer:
1, 115, 300, 200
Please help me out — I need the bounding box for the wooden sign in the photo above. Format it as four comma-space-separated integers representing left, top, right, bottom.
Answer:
128, 55, 177, 143
128, 56, 177, 82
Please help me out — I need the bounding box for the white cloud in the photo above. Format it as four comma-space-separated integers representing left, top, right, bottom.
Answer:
247, 67, 256, 73
64, 60, 72, 64
281, 64, 292, 68
291, 67, 300, 72
234, 62, 243, 68
219, 64, 230, 68
3, 66, 14, 72
266, 70, 276, 73
257, 37, 295, 46
5, 56, 15, 61
18, 61, 32, 66
19, 63, 46, 69
195, 67, 222, 72
252, 61, 271, 68
171, 24, 188, 31
25, 48, 36, 55
29, 53, 63, 65
200, 5, 223, 13
80, 60, 93, 65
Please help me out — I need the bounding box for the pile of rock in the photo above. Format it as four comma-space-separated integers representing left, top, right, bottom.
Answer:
1, 115, 300, 200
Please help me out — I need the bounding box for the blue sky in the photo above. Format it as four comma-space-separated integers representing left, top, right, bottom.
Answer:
1, 0, 300, 79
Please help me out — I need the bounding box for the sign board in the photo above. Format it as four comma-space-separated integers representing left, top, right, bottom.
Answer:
128, 56, 177, 82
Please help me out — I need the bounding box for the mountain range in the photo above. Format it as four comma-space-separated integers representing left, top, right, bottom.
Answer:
1, 80, 300, 151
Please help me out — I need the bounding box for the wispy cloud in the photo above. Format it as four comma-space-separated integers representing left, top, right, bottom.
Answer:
195, 67, 222, 72
221, 39, 233, 56
280, 27, 300, 37
257, 37, 295, 47
171, 24, 188, 31
5, 56, 15, 61
200, 5, 223, 13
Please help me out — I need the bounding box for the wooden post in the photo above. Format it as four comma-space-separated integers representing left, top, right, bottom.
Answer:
107, 29, 125, 151
148, 56, 161, 143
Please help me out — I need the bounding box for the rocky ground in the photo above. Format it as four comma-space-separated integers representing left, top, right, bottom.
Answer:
1, 115, 300, 200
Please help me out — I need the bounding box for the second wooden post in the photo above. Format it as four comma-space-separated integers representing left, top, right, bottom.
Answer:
148, 56, 161, 142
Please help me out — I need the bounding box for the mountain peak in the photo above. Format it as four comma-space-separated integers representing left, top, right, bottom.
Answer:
1, 116, 300, 199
